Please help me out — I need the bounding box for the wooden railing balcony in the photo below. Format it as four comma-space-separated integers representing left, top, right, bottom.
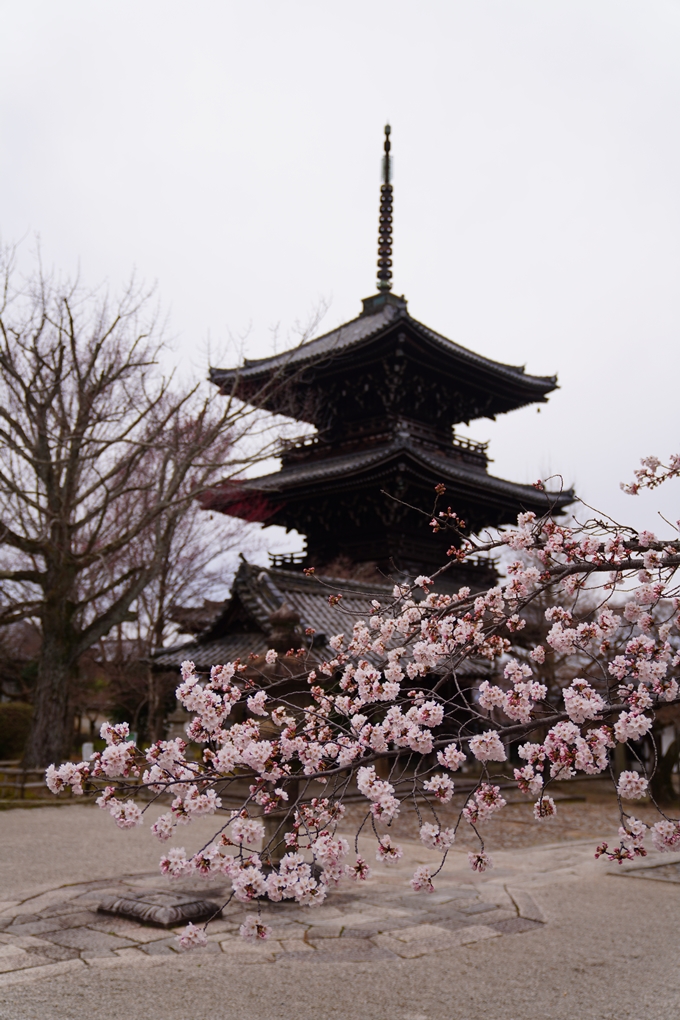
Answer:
278, 420, 489, 468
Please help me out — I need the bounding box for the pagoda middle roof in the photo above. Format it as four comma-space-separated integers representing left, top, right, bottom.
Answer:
210, 294, 558, 423
204, 435, 571, 513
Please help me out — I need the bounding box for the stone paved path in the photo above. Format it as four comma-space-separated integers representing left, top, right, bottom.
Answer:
0, 854, 545, 983
3, 805, 680, 1019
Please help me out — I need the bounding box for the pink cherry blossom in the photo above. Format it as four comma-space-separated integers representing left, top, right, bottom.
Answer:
376, 836, 403, 864
410, 865, 435, 892
533, 795, 557, 820
239, 914, 272, 941
177, 923, 207, 950
617, 771, 649, 800
469, 731, 507, 762
468, 851, 493, 873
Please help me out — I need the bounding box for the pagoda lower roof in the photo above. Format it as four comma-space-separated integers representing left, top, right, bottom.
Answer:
153, 560, 490, 677
203, 436, 571, 517
210, 294, 558, 425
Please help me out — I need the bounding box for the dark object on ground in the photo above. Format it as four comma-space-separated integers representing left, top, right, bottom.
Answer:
98, 891, 222, 928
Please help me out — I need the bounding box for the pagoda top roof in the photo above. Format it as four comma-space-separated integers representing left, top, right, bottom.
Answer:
210, 292, 558, 425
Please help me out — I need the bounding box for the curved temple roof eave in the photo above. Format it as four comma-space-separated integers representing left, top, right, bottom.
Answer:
201, 441, 574, 521
209, 305, 559, 421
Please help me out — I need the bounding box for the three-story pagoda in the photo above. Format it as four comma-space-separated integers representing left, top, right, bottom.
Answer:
203, 126, 570, 582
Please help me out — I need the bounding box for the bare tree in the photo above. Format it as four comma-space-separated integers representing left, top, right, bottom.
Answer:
0, 247, 278, 767
91, 504, 254, 744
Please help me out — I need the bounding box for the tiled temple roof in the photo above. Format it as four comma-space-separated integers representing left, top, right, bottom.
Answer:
210, 296, 557, 418
206, 437, 569, 512
154, 559, 489, 678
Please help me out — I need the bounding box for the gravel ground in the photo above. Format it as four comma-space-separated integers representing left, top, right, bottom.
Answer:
0, 792, 678, 1020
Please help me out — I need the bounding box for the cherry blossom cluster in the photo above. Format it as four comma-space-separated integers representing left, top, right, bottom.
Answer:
45, 460, 680, 944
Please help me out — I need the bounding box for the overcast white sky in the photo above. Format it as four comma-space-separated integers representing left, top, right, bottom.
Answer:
1, 1, 678, 560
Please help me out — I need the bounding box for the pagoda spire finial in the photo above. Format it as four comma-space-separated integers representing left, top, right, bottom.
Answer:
376, 123, 393, 292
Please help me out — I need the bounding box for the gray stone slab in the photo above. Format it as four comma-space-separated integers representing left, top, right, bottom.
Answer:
23, 943, 80, 962
306, 936, 386, 953
3, 920, 70, 938
85, 919, 169, 943
38, 903, 91, 917
414, 917, 474, 932
507, 889, 545, 923
614, 861, 680, 883
492, 916, 544, 934
42, 929, 137, 952
80, 949, 120, 961
304, 942, 396, 962
50, 911, 102, 930
458, 902, 499, 915
304, 924, 344, 939
0, 952, 54, 974
140, 940, 179, 956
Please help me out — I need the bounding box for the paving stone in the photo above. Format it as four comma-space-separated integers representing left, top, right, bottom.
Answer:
340, 908, 409, 924
407, 912, 470, 929
383, 924, 453, 943
291, 905, 344, 920
0, 933, 58, 950
9, 893, 78, 917
36, 910, 102, 932
197, 917, 239, 935
113, 947, 151, 962
44, 928, 137, 952
458, 902, 500, 915
372, 933, 458, 959
304, 924, 344, 939
267, 923, 309, 939
3, 919, 73, 937
81, 949, 120, 960
491, 916, 544, 934
0, 945, 35, 960
614, 860, 680, 883
373, 923, 501, 959
453, 924, 502, 945
276, 938, 314, 953
507, 889, 545, 922
0, 902, 22, 916
0, 947, 53, 973
462, 908, 517, 924
0, 847, 556, 981
304, 943, 396, 963
86, 920, 170, 943
419, 891, 477, 906
23, 943, 80, 962
340, 926, 381, 938
432, 918, 487, 933
38, 902, 89, 918
140, 940, 179, 956
306, 936, 380, 953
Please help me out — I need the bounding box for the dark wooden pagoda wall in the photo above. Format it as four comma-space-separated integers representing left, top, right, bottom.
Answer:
290, 327, 522, 435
